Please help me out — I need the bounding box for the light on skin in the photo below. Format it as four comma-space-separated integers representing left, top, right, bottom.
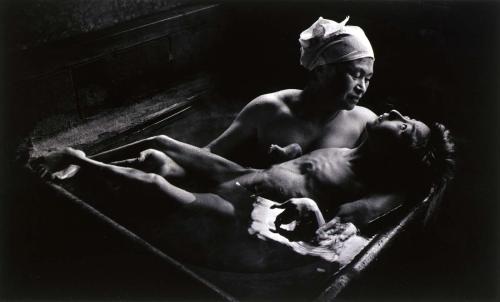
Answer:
358, 109, 432, 169
344, 109, 431, 188
312, 57, 374, 113
272, 111, 432, 237
367, 110, 431, 147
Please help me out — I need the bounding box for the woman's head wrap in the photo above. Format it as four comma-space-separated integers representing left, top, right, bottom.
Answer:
299, 16, 374, 71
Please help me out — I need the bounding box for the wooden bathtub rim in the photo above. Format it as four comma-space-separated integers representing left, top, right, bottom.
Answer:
34, 172, 238, 302
314, 185, 444, 301
84, 92, 207, 156
27, 164, 444, 301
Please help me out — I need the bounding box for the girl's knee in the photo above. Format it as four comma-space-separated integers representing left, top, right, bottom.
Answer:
137, 149, 183, 179
151, 135, 172, 147
140, 149, 167, 162
135, 150, 169, 175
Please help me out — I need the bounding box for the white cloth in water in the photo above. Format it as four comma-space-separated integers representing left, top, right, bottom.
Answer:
248, 196, 369, 265
299, 16, 374, 71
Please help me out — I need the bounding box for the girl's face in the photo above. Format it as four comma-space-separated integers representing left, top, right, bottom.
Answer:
367, 110, 430, 150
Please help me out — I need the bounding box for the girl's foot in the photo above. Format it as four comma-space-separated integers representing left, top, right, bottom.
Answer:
31, 148, 85, 180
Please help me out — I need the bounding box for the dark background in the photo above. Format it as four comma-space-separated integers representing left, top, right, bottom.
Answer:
1, 0, 499, 300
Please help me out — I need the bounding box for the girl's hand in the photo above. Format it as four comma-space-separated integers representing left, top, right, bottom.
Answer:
271, 198, 324, 242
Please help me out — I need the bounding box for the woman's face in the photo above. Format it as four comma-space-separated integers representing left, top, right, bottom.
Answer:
367, 110, 430, 149
315, 58, 374, 110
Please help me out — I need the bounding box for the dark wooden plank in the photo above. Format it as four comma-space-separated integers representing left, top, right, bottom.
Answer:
11, 4, 223, 83
315, 185, 446, 301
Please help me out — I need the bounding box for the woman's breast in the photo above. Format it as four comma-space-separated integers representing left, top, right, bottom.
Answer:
258, 119, 317, 152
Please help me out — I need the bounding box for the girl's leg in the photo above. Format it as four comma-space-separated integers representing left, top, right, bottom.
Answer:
36, 148, 237, 217
90, 136, 163, 162
90, 135, 254, 184
110, 149, 187, 180
146, 135, 254, 183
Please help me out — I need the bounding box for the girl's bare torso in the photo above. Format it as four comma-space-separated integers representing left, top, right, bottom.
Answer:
216, 148, 365, 212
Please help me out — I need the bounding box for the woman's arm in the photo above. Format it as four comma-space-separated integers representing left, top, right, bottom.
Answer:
205, 94, 284, 158
204, 96, 264, 156
317, 192, 407, 234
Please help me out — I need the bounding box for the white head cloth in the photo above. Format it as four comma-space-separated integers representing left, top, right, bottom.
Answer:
299, 16, 374, 71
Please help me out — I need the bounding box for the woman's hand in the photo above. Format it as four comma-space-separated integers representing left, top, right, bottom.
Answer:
315, 217, 341, 238
271, 198, 325, 242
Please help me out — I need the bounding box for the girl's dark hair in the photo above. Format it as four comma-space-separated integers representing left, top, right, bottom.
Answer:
380, 121, 456, 197
413, 122, 456, 188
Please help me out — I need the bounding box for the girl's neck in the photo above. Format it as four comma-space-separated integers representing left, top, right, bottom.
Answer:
347, 140, 385, 184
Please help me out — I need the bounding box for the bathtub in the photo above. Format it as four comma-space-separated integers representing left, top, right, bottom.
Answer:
26, 94, 447, 301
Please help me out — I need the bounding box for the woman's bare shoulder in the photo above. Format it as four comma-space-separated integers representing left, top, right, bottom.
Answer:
248, 89, 301, 114
347, 105, 377, 122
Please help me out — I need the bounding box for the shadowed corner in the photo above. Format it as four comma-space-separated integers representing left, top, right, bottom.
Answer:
2, 0, 499, 301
